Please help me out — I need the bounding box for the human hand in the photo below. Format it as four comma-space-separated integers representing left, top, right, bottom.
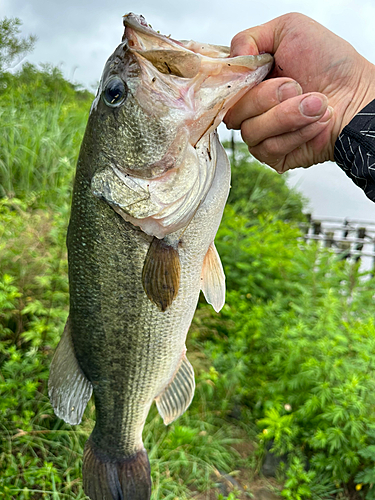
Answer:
224, 13, 375, 172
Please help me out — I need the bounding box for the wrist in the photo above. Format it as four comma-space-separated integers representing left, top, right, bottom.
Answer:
327, 58, 375, 162
338, 59, 375, 134
334, 98, 375, 202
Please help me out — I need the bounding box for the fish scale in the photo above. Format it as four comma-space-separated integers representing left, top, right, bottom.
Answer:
68, 165, 199, 457
48, 12, 272, 500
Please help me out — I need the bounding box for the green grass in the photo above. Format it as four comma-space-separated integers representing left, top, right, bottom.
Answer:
0, 64, 92, 204
3, 61, 375, 500
0, 99, 88, 203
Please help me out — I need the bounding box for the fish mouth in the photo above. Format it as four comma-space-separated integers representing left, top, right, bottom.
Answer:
123, 13, 203, 78
121, 12, 274, 147
123, 12, 273, 77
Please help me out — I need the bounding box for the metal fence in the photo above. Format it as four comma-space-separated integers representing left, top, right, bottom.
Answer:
299, 215, 375, 270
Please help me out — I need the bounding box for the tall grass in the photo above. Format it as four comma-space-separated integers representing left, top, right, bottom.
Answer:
0, 100, 88, 203
0, 64, 92, 204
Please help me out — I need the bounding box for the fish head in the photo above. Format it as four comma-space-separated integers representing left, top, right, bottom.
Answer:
90, 13, 273, 237
89, 38, 176, 180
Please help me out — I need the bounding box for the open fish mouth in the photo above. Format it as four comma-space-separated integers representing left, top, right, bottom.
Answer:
123, 12, 273, 79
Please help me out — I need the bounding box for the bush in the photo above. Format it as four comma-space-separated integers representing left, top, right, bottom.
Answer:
225, 141, 306, 222
193, 208, 375, 498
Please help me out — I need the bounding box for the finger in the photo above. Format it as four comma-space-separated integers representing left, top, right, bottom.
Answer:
230, 14, 308, 57
224, 78, 302, 130
241, 93, 329, 147
230, 21, 277, 57
247, 106, 333, 170
278, 127, 333, 172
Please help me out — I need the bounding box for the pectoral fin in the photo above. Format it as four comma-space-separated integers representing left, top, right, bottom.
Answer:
155, 353, 195, 425
142, 237, 181, 312
48, 319, 92, 425
201, 242, 226, 312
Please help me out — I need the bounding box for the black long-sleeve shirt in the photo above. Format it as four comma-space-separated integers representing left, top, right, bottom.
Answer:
334, 99, 375, 201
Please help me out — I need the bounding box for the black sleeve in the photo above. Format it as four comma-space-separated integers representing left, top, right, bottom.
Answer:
334, 99, 375, 202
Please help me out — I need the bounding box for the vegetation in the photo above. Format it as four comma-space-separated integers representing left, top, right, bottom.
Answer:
0, 63, 92, 201
226, 143, 307, 222
2, 19, 375, 500
194, 214, 375, 498
0, 17, 36, 73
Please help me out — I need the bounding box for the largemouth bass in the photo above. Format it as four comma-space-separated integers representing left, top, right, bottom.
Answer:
48, 13, 272, 500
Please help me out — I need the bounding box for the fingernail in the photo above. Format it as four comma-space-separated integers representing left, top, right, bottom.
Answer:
300, 95, 325, 117
318, 106, 333, 123
278, 82, 302, 102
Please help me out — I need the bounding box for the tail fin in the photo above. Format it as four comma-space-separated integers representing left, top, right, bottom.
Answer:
82, 438, 151, 500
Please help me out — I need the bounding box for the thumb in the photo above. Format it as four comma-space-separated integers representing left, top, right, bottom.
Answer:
230, 20, 278, 57
230, 30, 259, 57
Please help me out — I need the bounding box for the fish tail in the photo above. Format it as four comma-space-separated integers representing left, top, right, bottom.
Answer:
82, 437, 151, 500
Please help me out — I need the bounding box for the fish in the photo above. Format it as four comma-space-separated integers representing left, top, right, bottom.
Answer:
48, 13, 273, 500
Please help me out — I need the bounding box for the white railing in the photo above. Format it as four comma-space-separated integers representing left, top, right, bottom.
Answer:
299, 215, 375, 269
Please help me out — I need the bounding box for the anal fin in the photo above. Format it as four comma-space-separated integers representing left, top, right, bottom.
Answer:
201, 242, 226, 312
155, 353, 195, 425
48, 319, 93, 425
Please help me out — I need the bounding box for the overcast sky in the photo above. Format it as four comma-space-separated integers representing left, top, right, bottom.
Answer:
2, 0, 375, 222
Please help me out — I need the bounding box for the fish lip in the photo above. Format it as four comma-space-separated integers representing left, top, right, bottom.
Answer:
123, 12, 156, 34
123, 13, 149, 30
123, 12, 183, 50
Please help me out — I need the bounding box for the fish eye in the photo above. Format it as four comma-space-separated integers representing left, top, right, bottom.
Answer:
103, 76, 128, 107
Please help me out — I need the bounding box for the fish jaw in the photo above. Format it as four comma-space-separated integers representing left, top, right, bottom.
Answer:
123, 13, 189, 52
123, 11, 273, 140
90, 14, 273, 239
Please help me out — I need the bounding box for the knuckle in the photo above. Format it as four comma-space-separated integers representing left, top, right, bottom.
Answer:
272, 106, 289, 130
248, 147, 265, 164
262, 137, 283, 158
294, 121, 327, 145
254, 80, 278, 106
241, 121, 259, 148
249, 144, 285, 172
231, 30, 247, 45
249, 140, 281, 165
295, 126, 312, 141
253, 79, 294, 112
230, 30, 256, 54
